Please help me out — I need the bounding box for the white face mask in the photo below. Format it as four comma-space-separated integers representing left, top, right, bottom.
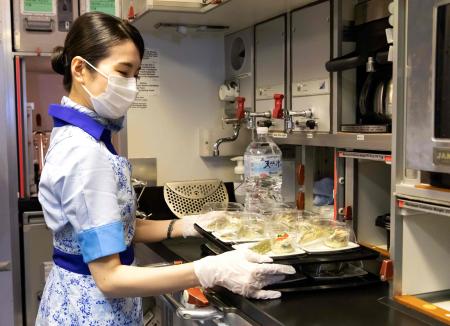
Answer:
80, 57, 138, 119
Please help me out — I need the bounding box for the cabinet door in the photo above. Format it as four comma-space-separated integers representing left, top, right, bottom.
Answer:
12, 0, 79, 52
291, 1, 331, 132
255, 15, 286, 119
23, 214, 53, 325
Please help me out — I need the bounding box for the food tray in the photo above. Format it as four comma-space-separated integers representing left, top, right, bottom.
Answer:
301, 262, 368, 281
232, 242, 306, 258
266, 272, 381, 292
194, 224, 380, 264
300, 241, 360, 253
212, 232, 267, 244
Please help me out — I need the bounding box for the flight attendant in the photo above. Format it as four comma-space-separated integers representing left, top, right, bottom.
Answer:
36, 12, 294, 325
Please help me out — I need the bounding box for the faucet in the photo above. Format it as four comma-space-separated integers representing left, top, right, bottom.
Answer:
245, 111, 272, 129
213, 97, 246, 156
212, 93, 290, 155
286, 108, 315, 133
213, 120, 241, 156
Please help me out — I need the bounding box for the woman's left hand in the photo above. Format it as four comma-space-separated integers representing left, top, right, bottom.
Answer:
181, 211, 221, 238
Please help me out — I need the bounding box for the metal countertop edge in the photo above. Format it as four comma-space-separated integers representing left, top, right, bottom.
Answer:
145, 240, 284, 326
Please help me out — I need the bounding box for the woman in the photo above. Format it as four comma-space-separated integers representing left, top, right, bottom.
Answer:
36, 12, 295, 325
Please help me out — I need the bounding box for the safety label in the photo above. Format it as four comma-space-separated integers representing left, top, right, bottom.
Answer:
131, 48, 160, 110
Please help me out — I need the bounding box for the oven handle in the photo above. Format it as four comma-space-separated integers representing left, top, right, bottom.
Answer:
0, 261, 11, 271
161, 293, 224, 321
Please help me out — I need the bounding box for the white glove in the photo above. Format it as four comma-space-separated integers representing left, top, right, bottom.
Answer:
181, 211, 223, 238
193, 249, 296, 299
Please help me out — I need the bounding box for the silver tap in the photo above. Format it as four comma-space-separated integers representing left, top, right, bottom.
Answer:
286, 108, 313, 133
212, 120, 241, 156
211, 111, 273, 156
245, 111, 272, 130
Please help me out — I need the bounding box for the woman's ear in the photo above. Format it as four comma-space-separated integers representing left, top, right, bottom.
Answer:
71, 56, 86, 84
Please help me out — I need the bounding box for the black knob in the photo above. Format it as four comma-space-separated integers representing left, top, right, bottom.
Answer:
306, 120, 316, 129
257, 119, 273, 128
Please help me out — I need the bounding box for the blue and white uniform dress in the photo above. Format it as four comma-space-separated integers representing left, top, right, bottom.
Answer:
36, 97, 142, 325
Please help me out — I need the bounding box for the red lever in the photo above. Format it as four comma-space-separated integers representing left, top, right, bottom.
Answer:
128, 2, 135, 20
380, 259, 393, 281
296, 191, 305, 210
236, 96, 246, 120
296, 164, 305, 186
272, 94, 284, 119
344, 206, 353, 220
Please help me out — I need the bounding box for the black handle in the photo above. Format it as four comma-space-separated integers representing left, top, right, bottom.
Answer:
24, 18, 54, 32
325, 53, 366, 72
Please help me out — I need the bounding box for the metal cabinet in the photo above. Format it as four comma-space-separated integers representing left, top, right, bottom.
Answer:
255, 15, 286, 129
12, 0, 79, 53
22, 212, 53, 326
224, 27, 255, 113
12, 0, 123, 53
291, 1, 331, 132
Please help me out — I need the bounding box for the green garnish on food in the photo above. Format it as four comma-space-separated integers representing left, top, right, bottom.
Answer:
250, 239, 272, 254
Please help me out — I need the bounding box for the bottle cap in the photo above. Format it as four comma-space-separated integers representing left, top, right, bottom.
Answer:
256, 127, 269, 134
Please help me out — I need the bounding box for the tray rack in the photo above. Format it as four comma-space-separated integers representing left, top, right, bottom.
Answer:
194, 223, 382, 292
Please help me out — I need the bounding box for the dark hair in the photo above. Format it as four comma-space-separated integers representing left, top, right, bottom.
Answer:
51, 12, 145, 92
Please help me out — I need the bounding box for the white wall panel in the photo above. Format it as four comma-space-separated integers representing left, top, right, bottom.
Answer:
127, 32, 240, 185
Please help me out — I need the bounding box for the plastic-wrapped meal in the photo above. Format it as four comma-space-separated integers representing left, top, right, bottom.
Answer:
250, 239, 272, 254
207, 213, 241, 232
324, 228, 350, 248
250, 233, 295, 255
236, 224, 265, 240
218, 229, 239, 240
207, 215, 228, 231
274, 212, 298, 226
271, 233, 295, 254
297, 222, 324, 245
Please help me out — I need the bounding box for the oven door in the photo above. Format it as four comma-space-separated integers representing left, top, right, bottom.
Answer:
405, 0, 450, 173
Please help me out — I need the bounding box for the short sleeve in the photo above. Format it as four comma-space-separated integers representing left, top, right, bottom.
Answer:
61, 143, 126, 263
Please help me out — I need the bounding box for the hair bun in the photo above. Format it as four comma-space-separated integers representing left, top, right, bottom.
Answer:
51, 46, 66, 75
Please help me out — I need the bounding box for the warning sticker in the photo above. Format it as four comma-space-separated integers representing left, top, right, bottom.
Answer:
131, 49, 160, 110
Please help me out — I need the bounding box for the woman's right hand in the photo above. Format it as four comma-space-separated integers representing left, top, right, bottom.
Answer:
193, 250, 296, 299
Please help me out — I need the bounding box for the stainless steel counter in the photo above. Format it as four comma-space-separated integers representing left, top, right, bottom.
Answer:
144, 238, 444, 326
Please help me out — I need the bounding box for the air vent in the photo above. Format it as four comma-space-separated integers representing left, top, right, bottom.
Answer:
154, 22, 228, 33
148, 0, 230, 13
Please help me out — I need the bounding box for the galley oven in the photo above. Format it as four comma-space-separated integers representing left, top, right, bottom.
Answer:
405, 0, 450, 180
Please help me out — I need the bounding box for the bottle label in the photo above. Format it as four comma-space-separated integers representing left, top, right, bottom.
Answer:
245, 155, 282, 177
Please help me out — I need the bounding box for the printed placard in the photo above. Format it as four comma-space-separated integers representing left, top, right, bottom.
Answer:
23, 0, 54, 14
89, 0, 116, 16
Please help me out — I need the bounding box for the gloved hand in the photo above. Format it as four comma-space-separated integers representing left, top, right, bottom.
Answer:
193, 249, 296, 299
181, 211, 223, 238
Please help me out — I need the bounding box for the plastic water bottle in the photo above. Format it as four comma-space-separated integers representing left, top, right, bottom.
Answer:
244, 127, 283, 211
